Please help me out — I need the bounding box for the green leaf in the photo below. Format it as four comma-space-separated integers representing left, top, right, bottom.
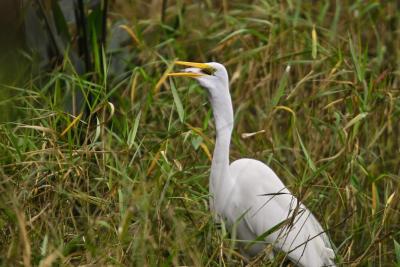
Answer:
170, 80, 185, 123
296, 130, 316, 172
394, 239, 400, 265
52, 1, 71, 41
219, 28, 268, 44
271, 65, 290, 107
349, 35, 364, 82
40, 234, 48, 256
245, 217, 291, 250
128, 111, 141, 149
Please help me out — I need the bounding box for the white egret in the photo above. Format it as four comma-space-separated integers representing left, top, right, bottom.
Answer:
168, 61, 335, 267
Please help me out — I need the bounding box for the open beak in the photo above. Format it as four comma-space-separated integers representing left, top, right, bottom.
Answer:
167, 61, 213, 78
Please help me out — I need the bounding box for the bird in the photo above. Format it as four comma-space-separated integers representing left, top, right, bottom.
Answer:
167, 61, 336, 267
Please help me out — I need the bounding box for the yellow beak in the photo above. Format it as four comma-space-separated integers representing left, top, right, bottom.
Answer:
167, 61, 212, 78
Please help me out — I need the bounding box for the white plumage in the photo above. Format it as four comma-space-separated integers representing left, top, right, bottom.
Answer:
168, 61, 335, 266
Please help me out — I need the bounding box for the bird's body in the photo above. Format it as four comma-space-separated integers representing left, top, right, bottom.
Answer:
168, 61, 335, 266
224, 158, 335, 266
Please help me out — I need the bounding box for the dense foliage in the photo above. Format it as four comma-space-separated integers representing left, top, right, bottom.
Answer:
0, 1, 399, 266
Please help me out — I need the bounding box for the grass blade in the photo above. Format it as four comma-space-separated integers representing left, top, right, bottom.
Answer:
312, 24, 317, 59
170, 80, 185, 123
349, 35, 364, 82
128, 111, 141, 149
271, 65, 290, 108
394, 239, 400, 265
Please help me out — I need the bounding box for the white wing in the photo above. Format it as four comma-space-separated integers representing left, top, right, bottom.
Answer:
226, 158, 335, 267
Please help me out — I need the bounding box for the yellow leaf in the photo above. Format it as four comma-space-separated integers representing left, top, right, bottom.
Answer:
61, 113, 83, 137
130, 72, 139, 103
147, 151, 161, 176
200, 143, 212, 161
274, 105, 296, 120
119, 25, 141, 46
186, 123, 213, 145
371, 182, 377, 215
344, 112, 368, 130
311, 24, 317, 59
154, 63, 175, 94
386, 192, 395, 207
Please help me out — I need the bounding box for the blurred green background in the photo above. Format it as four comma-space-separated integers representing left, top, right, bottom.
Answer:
0, 0, 399, 266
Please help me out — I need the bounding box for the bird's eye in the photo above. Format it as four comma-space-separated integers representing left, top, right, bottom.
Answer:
202, 67, 216, 76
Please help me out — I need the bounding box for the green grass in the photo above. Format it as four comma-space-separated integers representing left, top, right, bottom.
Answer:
1, 1, 400, 266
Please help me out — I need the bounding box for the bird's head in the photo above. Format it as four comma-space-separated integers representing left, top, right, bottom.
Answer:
167, 61, 229, 97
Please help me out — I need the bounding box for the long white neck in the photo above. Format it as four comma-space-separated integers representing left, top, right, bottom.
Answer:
209, 91, 234, 212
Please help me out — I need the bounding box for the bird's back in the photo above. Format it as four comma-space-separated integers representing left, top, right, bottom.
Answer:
226, 158, 335, 267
